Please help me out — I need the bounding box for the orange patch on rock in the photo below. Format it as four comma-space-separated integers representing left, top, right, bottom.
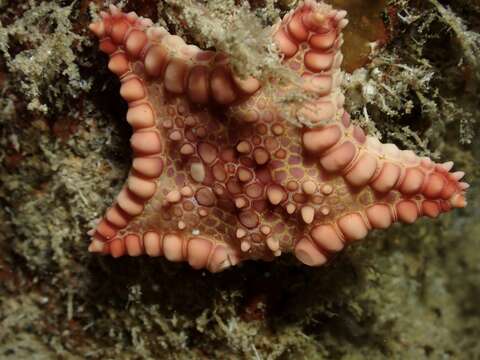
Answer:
326, 0, 389, 72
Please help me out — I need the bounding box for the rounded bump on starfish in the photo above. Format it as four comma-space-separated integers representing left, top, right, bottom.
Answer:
344, 153, 377, 187
396, 200, 419, 224
237, 167, 253, 182
232, 74, 261, 95
338, 18, 349, 29
365, 204, 393, 229
304, 51, 334, 72
238, 210, 260, 229
99, 38, 117, 54
110, 18, 130, 44
399, 167, 425, 195
108, 52, 130, 77
252, 147, 270, 165
422, 201, 441, 219
198, 142, 218, 164
180, 186, 194, 197
236, 140, 252, 154
88, 239, 105, 253
109, 4, 121, 17
125, 234, 143, 256
319, 141, 356, 173
210, 66, 238, 105
260, 225, 272, 236
440, 180, 457, 200
236, 228, 247, 239
449, 193, 467, 209
302, 180, 317, 195
144, 45, 169, 77
105, 205, 130, 228
127, 175, 157, 199
303, 74, 332, 96
89, 21, 105, 38
309, 29, 336, 50
320, 184, 333, 195
451, 171, 465, 181
267, 184, 286, 205
164, 59, 189, 94
146, 26, 169, 42
126, 11, 139, 24
287, 12, 309, 42
95, 219, 117, 240
207, 246, 233, 273
166, 190, 182, 204
370, 162, 401, 193
302, 125, 341, 153
266, 237, 280, 252
297, 101, 336, 125
195, 187, 216, 207
294, 237, 327, 266
132, 157, 163, 178
442, 161, 454, 172
163, 234, 185, 262
353, 126, 367, 144
187, 237, 213, 269
308, 11, 328, 28
143, 232, 163, 257
310, 224, 344, 252
423, 172, 445, 198
125, 29, 148, 57
110, 238, 126, 258
130, 131, 162, 155
459, 182, 470, 190
240, 240, 251, 252
274, 26, 299, 58
335, 10, 348, 21
120, 77, 145, 102
300, 206, 315, 224
117, 187, 144, 216
337, 213, 368, 241
190, 162, 206, 183
127, 103, 155, 129
180, 143, 195, 155
286, 202, 297, 214
187, 65, 210, 104
168, 129, 183, 142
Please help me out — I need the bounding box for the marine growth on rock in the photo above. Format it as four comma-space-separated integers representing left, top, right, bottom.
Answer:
87, 1, 468, 272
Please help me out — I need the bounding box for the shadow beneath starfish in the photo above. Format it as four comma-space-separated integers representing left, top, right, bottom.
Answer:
85, 250, 362, 329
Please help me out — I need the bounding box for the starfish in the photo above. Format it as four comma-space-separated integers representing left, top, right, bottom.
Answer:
87, 1, 468, 272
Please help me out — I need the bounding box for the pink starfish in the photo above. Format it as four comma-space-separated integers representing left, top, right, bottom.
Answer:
87, 1, 468, 272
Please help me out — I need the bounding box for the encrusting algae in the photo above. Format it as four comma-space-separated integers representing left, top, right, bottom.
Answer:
0, 0, 479, 359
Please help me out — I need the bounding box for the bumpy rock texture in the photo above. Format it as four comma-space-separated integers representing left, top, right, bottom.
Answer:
0, 0, 479, 359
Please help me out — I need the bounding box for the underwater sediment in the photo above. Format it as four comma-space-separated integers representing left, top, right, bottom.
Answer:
0, 0, 479, 359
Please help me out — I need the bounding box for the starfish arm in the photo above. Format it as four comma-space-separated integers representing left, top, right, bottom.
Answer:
295, 113, 468, 265
230, 1, 347, 129
275, 1, 347, 126
88, 5, 263, 272
89, 5, 261, 106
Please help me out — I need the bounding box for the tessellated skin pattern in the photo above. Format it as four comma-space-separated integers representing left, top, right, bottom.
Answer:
87, 1, 468, 273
